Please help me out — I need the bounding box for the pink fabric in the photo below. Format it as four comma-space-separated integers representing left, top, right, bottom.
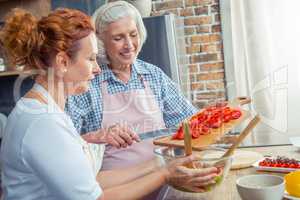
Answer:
101, 76, 166, 170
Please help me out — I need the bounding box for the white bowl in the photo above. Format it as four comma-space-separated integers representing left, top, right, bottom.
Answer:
289, 137, 300, 151
236, 174, 285, 200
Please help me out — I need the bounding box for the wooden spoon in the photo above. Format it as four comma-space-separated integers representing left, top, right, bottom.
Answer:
183, 120, 194, 168
222, 115, 261, 158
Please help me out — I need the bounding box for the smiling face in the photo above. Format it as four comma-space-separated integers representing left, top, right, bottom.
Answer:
102, 16, 140, 69
63, 33, 100, 95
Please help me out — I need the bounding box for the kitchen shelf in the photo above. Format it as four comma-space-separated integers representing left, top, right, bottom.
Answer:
0, 69, 38, 77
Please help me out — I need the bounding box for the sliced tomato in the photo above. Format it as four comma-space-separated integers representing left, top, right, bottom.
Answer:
223, 114, 231, 123
192, 130, 200, 138
189, 119, 199, 129
173, 127, 184, 140
201, 124, 210, 134
197, 113, 208, 123
231, 110, 242, 119
211, 120, 222, 129
259, 161, 267, 166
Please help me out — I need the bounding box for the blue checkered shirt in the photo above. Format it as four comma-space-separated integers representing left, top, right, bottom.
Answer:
65, 59, 197, 134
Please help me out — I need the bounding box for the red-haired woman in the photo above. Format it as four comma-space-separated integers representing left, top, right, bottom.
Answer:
0, 8, 218, 200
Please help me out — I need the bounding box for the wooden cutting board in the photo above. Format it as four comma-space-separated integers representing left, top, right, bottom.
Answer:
153, 109, 251, 150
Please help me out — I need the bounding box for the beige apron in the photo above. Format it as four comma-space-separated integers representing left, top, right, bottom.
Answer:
26, 90, 104, 175
101, 76, 166, 170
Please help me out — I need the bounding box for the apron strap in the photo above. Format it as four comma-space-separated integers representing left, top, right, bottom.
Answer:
138, 74, 147, 88
24, 90, 48, 105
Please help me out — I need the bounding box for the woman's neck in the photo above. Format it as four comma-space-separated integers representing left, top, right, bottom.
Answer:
109, 63, 132, 83
35, 73, 67, 111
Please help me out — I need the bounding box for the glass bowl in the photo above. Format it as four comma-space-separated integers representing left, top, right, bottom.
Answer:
154, 146, 232, 194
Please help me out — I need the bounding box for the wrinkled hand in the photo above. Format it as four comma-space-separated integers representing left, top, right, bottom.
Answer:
105, 124, 140, 148
164, 156, 218, 192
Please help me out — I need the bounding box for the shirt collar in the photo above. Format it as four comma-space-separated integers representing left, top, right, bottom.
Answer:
99, 59, 151, 82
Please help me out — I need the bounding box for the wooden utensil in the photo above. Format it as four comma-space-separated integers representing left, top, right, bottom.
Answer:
222, 115, 261, 158
183, 120, 194, 168
183, 120, 192, 156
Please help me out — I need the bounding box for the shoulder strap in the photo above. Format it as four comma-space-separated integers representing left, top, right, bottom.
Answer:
24, 90, 48, 105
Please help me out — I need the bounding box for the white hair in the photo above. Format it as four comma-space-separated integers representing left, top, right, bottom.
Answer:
92, 1, 147, 64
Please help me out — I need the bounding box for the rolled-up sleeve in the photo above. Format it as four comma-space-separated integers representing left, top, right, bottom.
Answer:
22, 116, 102, 200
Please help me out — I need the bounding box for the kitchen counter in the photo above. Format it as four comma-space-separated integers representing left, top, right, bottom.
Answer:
161, 145, 299, 200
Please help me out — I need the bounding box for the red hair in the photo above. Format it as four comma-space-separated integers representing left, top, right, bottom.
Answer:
0, 8, 94, 70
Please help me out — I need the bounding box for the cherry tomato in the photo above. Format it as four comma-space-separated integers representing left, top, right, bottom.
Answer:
289, 164, 296, 168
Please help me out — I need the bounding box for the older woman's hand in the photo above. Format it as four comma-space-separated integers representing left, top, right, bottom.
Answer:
163, 155, 218, 192
81, 125, 140, 148
105, 124, 140, 148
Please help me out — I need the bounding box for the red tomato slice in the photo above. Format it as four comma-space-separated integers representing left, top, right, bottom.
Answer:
211, 120, 222, 128
201, 125, 210, 134
197, 113, 208, 123
173, 127, 184, 140
223, 114, 231, 123
189, 119, 199, 129
192, 130, 200, 138
231, 110, 242, 119
176, 130, 184, 139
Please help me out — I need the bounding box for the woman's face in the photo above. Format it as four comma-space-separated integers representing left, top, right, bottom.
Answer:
64, 33, 100, 95
102, 16, 140, 68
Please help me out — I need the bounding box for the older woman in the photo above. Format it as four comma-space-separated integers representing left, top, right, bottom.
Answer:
0, 8, 218, 200
66, 1, 197, 171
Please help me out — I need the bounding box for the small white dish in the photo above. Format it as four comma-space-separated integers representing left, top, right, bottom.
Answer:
252, 158, 299, 173
284, 191, 300, 200
290, 137, 300, 150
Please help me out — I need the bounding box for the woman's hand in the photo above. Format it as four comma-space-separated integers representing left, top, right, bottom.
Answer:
163, 155, 218, 192
104, 124, 140, 148
81, 124, 140, 148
